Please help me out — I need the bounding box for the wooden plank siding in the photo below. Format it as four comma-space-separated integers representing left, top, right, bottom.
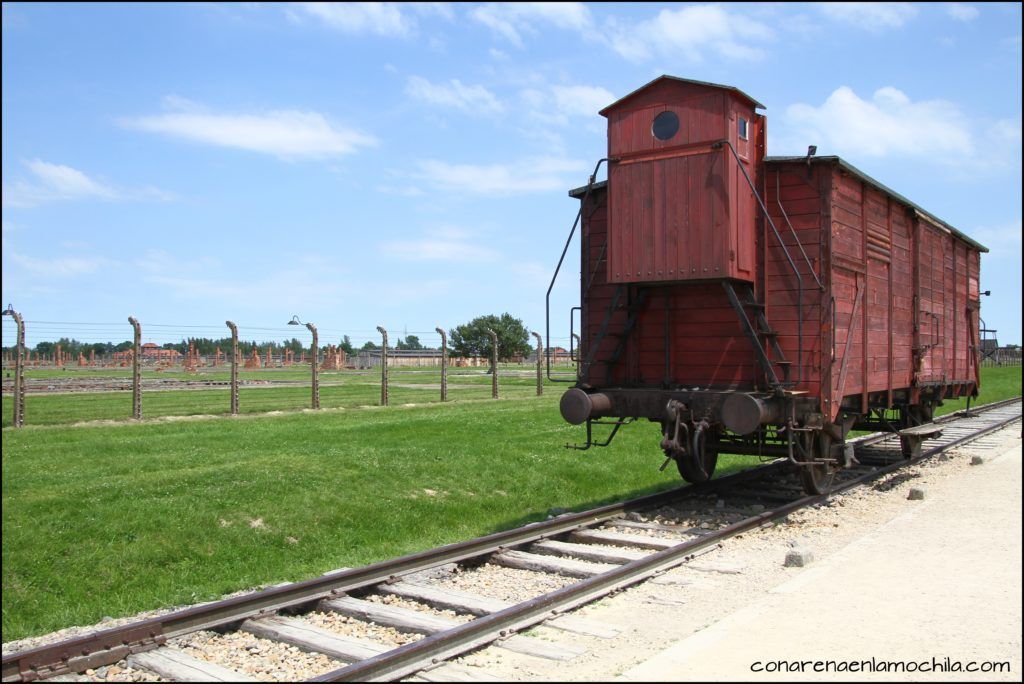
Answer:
580, 189, 760, 389
761, 161, 982, 421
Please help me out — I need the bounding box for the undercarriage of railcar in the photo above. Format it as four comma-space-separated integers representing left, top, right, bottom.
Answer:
559, 384, 971, 495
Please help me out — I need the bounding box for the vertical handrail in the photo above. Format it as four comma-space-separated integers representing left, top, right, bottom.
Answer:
774, 170, 825, 291
546, 158, 610, 383
568, 306, 581, 361
716, 140, 802, 386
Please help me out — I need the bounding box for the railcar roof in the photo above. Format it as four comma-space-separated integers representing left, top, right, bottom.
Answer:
766, 155, 988, 253
567, 159, 987, 253
598, 75, 765, 115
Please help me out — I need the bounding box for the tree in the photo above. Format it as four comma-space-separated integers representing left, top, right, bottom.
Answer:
396, 335, 423, 351
339, 335, 355, 355
449, 313, 531, 370
361, 340, 380, 351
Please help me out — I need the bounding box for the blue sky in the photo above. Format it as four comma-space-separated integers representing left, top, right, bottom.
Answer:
2, 2, 1021, 350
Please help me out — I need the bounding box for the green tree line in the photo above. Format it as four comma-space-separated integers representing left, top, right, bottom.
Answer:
2, 314, 533, 361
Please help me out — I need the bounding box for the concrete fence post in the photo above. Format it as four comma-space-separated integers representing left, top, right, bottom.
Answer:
128, 316, 142, 419
377, 326, 389, 406
2, 306, 26, 427
307, 323, 319, 409
486, 328, 498, 399
226, 320, 239, 415
531, 331, 543, 397
436, 327, 448, 402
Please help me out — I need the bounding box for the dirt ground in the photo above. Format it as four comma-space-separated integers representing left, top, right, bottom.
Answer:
452, 424, 1022, 682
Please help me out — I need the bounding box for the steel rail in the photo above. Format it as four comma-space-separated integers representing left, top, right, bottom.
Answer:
313, 399, 1021, 681
848, 396, 1022, 451
1, 461, 787, 682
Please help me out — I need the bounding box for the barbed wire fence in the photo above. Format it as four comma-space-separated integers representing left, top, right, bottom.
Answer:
1, 312, 580, 428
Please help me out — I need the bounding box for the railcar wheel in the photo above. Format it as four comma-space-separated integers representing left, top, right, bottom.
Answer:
799, 431, 835, 496
675, 423, 719, 484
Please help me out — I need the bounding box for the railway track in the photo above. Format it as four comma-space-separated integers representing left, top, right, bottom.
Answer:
3, 397, 1020, 683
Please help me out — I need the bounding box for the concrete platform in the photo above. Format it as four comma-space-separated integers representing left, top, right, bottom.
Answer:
621, 438, 1023, 682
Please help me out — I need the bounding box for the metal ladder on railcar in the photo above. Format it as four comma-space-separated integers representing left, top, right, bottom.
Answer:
722, 280, 792, 389
578, 285, 649, 386
714, 141, 826, 390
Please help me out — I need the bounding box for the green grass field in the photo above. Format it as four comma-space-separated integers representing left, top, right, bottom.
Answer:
1, 366, 1019, 641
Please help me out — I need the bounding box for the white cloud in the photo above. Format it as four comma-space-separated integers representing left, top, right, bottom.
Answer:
405, 76, 504, 114
550, 85, 615, 119
376, 184, 427, 197
160, 94, 207, 113
29, 160, 117, 198
606, 5, 773, 63
381, 227, 499, 262
817, 2, 918, 31
294, 2, 415, 37
3, 160, 127, 208
410, 3, 455, 21
521, 84, 614, 127
415, 156, 587, 195
144, 260, 354, 312
988, 118, 1022, 146
136, 248, 220, 275
968, 219, 1022, 256
122, 104, 376, 160
8, 249, 115, 277
783, 86, 973, 159
946, 3, 979, 21
470, 2, 592, 47
135, 252, 453, 315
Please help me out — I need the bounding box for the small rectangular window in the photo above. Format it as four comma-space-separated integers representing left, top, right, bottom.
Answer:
738, 117, 748, 140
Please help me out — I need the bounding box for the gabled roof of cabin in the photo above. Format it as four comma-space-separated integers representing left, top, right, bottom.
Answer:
599, 75, 765, 116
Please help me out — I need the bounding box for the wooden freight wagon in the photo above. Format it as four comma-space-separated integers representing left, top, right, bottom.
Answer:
553, 76, 987, 494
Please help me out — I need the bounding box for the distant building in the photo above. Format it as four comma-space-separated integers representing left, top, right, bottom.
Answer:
141, 343, 181, 360
980, 338, 999, 359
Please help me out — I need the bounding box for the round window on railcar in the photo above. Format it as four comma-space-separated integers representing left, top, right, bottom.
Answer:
652, 111, 679, 141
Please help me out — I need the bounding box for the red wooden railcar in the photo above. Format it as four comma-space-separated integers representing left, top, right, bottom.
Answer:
554, 76, 986, 494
